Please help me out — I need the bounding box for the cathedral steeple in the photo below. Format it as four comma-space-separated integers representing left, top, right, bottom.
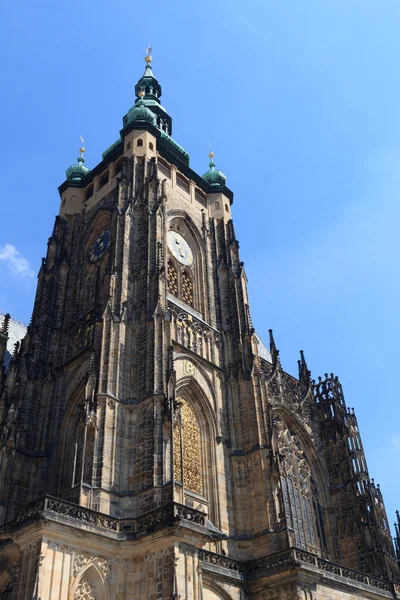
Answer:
125, 46, 172, 135
2, 51, 400, 600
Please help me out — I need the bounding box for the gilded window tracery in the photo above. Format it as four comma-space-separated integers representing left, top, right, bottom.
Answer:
173, 397, 203, 495
181, 272, 193, 306
276, 418, 322, 552
167, 261, 178, 296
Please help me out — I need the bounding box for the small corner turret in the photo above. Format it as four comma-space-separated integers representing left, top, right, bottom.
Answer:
202, 151, 227, 188
65, 143, 90, 182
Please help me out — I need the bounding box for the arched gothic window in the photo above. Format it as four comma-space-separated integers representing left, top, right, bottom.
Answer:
59, 397, 96, 502
73, 565, 107, 600
173, 397, 203, 495
167, 261, 178, 296
73, 422, 85, 486
276, 418, 324, 553
83, 424, 95, 483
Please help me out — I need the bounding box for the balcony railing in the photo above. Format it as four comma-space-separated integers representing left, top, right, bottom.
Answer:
199, 547, 398, 592
1, 495, 205, 537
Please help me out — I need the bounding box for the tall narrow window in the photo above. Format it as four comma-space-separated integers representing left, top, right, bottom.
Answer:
276, 419, 323, 552
83, 425, 95, 484
167, 261, 178, 296
174, 397, 203, 495
181, 271, 193, 307
73, 423, 85, 486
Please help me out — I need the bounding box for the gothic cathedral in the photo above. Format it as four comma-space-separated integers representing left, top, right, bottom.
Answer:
1, 53, 400, 600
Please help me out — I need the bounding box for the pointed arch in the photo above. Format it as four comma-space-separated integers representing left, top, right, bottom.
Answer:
174, 359, 221, 528
167, 211, 207, 317
272, 405, 331, 510
71, 563, 110, 600
174, 397, 203, 494
57, 382, 86, 501
56, 375, 97, 504
272, 406, 331, 554
202, 579, 235, 600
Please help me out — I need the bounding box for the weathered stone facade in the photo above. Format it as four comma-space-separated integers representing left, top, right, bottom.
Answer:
0, 54, 399, 599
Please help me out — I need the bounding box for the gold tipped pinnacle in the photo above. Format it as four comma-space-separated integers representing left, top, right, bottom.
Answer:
80, 136, 85, 157
138, 90, 145, 98
208, 141, 214, 161
145, 44, 152, 63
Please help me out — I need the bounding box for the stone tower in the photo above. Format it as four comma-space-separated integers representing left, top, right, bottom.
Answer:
0, 52, 399, 600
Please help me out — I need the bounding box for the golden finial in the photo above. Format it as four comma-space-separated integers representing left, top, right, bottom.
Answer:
138, 89, 145, 98
208, 141, 214, 160
145, 44, 152, 63
79, 136, 85, 157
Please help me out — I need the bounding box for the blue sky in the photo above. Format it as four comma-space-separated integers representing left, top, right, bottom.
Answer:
1, 1, 399, 534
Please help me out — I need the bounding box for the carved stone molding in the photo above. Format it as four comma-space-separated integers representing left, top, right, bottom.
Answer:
73, 552, 111, 582
145, 548, 170, 562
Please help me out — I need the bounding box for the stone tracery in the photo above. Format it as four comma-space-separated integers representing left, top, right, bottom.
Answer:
275, 418, 322, 553
74, 580, 96, 600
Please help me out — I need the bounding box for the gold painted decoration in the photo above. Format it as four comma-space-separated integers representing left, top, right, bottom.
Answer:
173, 397, 203, 495
167, 261, 178, 296
182, 271, 193, 306
173, 422, 182, 484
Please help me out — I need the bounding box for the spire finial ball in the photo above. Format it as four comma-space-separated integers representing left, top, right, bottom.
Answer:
80, 147, 85, 154
208, 151, 214, 159
138, 90, 145, 98
145, 54, 153, 64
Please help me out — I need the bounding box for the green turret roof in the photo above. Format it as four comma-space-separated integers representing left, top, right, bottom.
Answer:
65, 155, 90, 182
202, 154, 226, 188
125, 97, 157, 127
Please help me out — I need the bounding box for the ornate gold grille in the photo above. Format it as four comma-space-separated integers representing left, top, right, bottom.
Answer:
167, 261, 178, 296
181, 271, 193, 307
173, 397, 203, 495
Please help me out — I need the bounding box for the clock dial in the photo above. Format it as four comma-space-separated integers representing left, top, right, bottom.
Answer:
88, 228, 111, 263
167, 231, 193, 266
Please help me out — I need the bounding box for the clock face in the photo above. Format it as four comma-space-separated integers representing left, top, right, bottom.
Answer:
167, 231, 193, 266
88, 228, 111, 263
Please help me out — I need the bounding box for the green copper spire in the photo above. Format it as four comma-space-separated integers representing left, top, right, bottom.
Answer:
66, 142, 90, 182
202, 151, 227, 187
134, 45, 163, 105
122, 48, 172, 135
